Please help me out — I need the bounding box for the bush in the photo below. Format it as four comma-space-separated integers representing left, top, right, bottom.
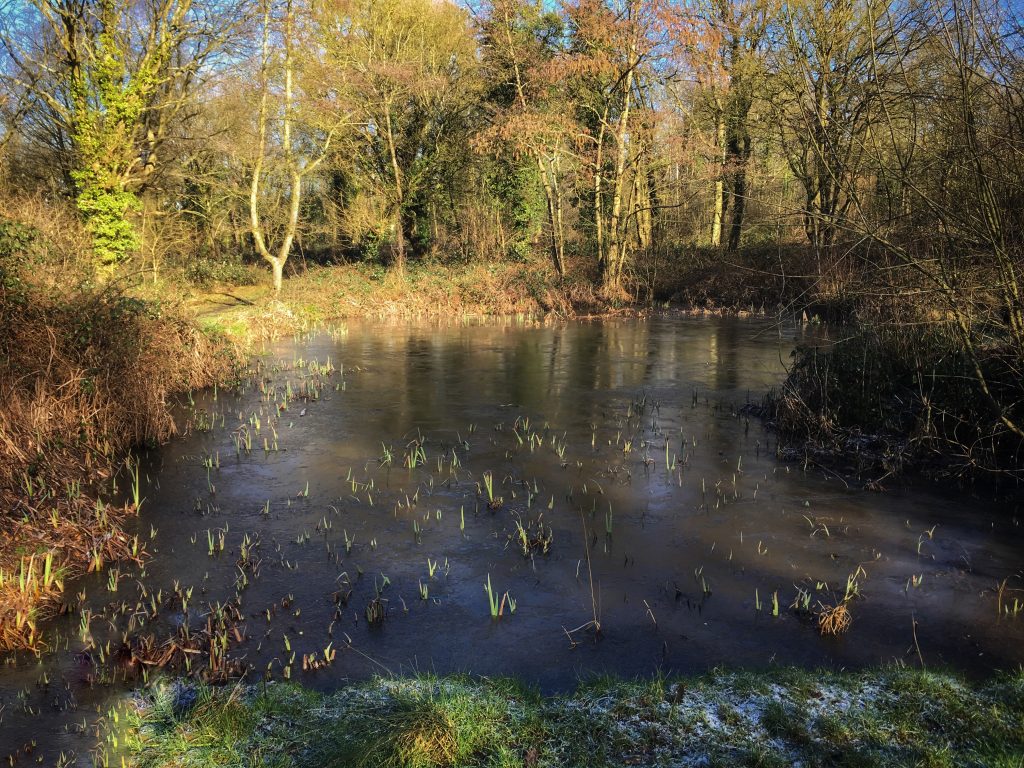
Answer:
0, 196, 94, 290
185, 258, 262, 287
768, 323, 1024, 480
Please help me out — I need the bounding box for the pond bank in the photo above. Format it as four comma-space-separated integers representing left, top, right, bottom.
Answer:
185, 257, 796, 344
124, 668, 1024, 768
757, 324, 1024, 489
0, 282, 242, 651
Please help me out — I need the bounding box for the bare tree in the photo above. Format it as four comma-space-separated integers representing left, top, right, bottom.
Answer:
249, 0, 341, 292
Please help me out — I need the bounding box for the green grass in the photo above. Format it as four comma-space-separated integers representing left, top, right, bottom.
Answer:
122, 668, 1024, 768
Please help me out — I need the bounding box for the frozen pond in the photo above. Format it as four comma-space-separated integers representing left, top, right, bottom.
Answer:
2, 315, 1022, 765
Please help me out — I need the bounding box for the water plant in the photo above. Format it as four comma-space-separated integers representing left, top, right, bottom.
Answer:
128, 458, 142, 511
818, 601, 852, 635
791, 587, 812, 615
365, 597, 385, 625
404, 438, 427, 468
481, 471, 503, 510
482, 574, 513, 618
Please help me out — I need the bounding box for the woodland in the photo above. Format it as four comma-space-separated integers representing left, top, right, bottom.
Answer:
3, 0, 1022, 475
0, 0, 1018, 301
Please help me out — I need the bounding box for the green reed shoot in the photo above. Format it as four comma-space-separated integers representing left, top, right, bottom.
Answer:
129, 458, 142, 510
483, 471, 495, 503
485, 574, 500, 618
79, 608, 92, 646
514, 520, 530, 557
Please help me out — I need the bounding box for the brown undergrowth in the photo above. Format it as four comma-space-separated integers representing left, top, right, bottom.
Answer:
271, 260, 606, 322
0, 207, 242, 651
761, 321, 1024, 486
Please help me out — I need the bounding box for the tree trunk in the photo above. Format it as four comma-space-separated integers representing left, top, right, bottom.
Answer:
249, 0, 302, 293
537, 154, 565, 276
551, 155, 566, 274
604, 59, 634, 295
727, 134, 751, 252
384, 103, 405, 275
711, 105, 726, 248
593, 111, 607, 276
271, 256, 284, 292
635, 159, 652, 252
393, 210, 406, 275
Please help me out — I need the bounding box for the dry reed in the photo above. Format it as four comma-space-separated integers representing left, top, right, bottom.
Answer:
0, 208, 242, 650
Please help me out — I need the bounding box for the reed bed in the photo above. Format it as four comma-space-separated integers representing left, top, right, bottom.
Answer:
762, 323, 1024, 484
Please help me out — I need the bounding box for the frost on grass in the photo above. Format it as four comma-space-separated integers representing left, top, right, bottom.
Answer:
125, 669, 1024, 768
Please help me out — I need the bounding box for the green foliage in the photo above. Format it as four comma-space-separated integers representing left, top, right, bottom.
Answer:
58, 0, 179, 269
71, 178, 141, 266
0, 219, 41, 293
487, 158, 544, 260
0, 219, 37, 258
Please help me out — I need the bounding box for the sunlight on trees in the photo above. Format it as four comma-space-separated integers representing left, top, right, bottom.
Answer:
0, 0, 1021, 346
1, 0, 242, 274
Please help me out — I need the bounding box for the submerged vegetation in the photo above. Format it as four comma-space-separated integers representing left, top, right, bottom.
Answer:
124, 668, 1024, 768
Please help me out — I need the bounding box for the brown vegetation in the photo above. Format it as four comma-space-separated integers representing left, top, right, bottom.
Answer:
762, 316, 1024, 484
0, 201, 241, 651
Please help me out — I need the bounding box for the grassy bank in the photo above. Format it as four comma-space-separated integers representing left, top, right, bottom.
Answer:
0, 217, 242, 651
183, 247, 823, 330
122, 668, 1024, 768
179, 259, 618, 343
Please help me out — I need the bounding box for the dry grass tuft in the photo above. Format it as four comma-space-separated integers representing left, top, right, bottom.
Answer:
816, 601, 853, 636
